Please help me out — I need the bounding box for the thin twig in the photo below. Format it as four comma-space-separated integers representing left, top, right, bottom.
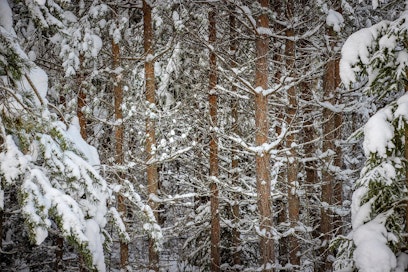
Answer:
24, 74, 45, 106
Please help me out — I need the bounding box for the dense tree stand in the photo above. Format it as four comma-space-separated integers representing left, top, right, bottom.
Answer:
1, 1, 407, 271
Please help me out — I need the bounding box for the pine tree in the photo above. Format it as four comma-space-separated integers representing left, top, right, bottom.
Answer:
143, 1, 160, 270
111, 7, 128, 269
254, 0, 274, 270
334, 2, 408, 271
228, 5, 242, 269
0, 6, 122, 270
208, 6, 221, 272
320, 3, 344, 270
1, 2, 163, 271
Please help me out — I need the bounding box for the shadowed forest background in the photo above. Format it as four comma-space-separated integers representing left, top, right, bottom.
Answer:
1, 0, 408, 271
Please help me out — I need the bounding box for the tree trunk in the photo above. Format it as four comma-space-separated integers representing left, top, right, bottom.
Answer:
77, 54, 87, 140
271, 2, 288, 265
208, 8, 220, 272
285, 1, 300, 267
333, 60, 343, 233
320, 23, 342, 271
53, 78, 68, 272
54, 236, 64, 271
300, 81, 321, 266
229, 7, 241, 269
112, 34, 128, 270
255, 0, 274, 270
143, 1, 159, 271
76, 53, 88, 272
0, 136, 3, 267
405, 64, 408, 241
403, 38, 408, 244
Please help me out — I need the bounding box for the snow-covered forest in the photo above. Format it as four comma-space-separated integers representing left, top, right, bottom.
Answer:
1, 0, 408, 271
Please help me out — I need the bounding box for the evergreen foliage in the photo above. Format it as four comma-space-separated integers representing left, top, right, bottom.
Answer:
0, 2, 161, 270
334, 3, 408, 271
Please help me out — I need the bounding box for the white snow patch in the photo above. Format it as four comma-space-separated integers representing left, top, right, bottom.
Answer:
0, 136, 29, 184
17, 66, 48, 105
34, 0, 46, 5
257, 27, 272, 36
363, 107, 394, 158
351, 187, 370, 229
396, 50, 408, 79
395, 93, 408, 120
353, 212, 396, 272
340, 21, 389, 86
379, 34, 397, 52
396, 252, 408, 272
172, 11, 183, 30
0, 0, 13, 33
371, 0, 387, 9
326, 9, 344, 32
85, 219, 106, 272
66, 117, 100, 168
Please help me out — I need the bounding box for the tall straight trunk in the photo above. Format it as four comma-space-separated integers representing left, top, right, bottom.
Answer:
229, 7, 241, 269
320, 24, 342, 271
208, 8, 220, 272
285, 1, 300, 267
405, 61, 408, 240
143, 1, 159, 271
404, 40, 408, 241
76, 54, 87, 272
55, 87, 67, 272
0, 137, 3, 267
0, 213, 2, 265
320, 59, 336, 272
0, 209, 2, 252
255, 0, 273, 270
333, 60, 343, 232
77, 54, 87, 139
405, 93, 408, 241
300, 81, 320, 264
112, 36, 128, 269
271, 2, 288, 264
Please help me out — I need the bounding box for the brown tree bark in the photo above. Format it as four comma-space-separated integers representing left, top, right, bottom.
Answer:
254, 0, 274, 270
405, 65, 408, 240
320, 24, 342, 271
76, 54, 88, 272
0, 137, 4, 267
77, 54, 87, 140
333, 60, 343, 232
55, 237, 64, 271
300, 80, 321, 265
112, 34, 128, 270
54, 68, 68, 272
284, 1, 300, 267
143, 1, 159, 271
229, 7, 241, 269
208, 8, 220, 272
271, 2, 289, 265
405, 97, 408, 241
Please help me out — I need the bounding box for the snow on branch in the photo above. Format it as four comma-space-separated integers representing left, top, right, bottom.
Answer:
158, 42, 181, 110
146, 145, 194, 165
326, 9, 344, 33
340, 92, 408, 272
114, 179, 163, 251
353, 211, 397, 272
228, 123, 287, 156
340, 21, 390, 86
340, 11, 408, 96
